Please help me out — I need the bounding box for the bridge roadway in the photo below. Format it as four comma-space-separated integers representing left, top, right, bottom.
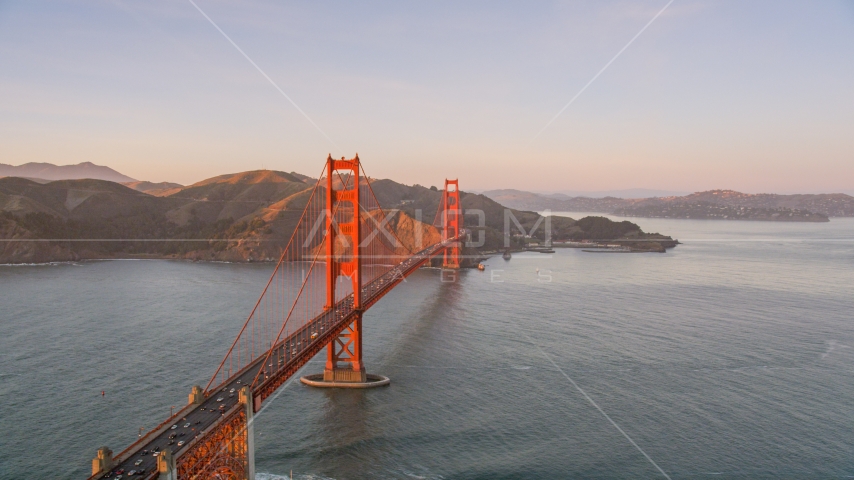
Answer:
93, 235, 462, 479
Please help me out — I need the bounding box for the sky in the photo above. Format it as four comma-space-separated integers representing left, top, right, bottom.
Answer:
1, 0, 853, 194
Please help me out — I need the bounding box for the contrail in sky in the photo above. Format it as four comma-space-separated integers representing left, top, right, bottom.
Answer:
534, 0, 676, 140
187, 0, 342, 153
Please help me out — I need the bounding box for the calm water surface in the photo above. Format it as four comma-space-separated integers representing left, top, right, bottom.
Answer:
1, 215, 853, 479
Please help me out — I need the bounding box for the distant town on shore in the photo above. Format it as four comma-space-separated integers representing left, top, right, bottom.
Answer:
484, 188, 854, 221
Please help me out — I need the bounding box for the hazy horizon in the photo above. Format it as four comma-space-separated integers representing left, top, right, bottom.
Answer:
1, 1, 853, 193
3, 159, 854, 197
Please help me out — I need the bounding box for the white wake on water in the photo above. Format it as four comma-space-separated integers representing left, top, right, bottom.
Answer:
821, 340, 851, 359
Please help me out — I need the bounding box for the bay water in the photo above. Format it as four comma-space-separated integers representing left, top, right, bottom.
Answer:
1, 214, 853, 479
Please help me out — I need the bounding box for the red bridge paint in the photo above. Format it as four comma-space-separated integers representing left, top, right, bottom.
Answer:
88, 155, 464, 480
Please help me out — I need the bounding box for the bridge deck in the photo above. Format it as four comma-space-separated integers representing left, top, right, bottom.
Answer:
91, 236, 461, 479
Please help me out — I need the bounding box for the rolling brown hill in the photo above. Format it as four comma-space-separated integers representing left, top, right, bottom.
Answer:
0, 170, 675, 263
0, 172, 430, 263
163, 170, 313, 226
0, 177, 171, 219
123, 181, 183, 197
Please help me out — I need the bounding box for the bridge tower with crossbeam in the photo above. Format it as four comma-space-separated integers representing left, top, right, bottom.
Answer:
442, 179, 462, 269
322, 155, 367, 383
88, 154, 464, 480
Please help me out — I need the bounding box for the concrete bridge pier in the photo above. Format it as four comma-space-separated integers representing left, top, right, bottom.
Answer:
189, 385, 204, 405
240, 386, 256, 480
157, 448, 176, 480
91, 446, 113, 476
301, 313, 390, 388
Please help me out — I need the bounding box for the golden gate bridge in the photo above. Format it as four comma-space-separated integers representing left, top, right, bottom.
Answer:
88, 154, 464, 480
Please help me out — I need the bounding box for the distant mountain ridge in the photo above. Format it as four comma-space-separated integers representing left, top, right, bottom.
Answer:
0, 162, 136, 183
614, 202, 829, 222
122, 181, 183, 197
545, 188, 690, 199
483, 188, 854, 218
623, 190, 854, 218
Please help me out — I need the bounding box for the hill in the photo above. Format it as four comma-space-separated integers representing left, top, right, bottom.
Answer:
484, 188, 854, 219
0, 177, 165, 219
123, 181, 183, 197
0, 171, 676, 263
359, 180, 597, 250
483, 189, 632, 213
614, 202, 829, 222
160, 170, 315, 231
0, 162, 136, 183
545, 188, 690, 199
660, 190, 854, 216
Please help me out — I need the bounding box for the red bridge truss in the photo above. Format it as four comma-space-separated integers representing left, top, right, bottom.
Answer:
88, 155, 464, 480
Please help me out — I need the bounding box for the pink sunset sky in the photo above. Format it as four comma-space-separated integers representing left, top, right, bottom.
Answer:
1, 1, 852, 194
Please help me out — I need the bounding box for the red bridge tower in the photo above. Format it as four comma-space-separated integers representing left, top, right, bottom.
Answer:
323, 154, 366, 383
442, 179, 461, 269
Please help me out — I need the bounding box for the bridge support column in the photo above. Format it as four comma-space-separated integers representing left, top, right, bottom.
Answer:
157, 448, 176, 480
303, 311, 389, 388
240, 386, 256, 480
188, 385, 204, 405
91, 446, 113, 476
302, 154, 389, 389
323, 312, 367, 382
442, 179, 462, 269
